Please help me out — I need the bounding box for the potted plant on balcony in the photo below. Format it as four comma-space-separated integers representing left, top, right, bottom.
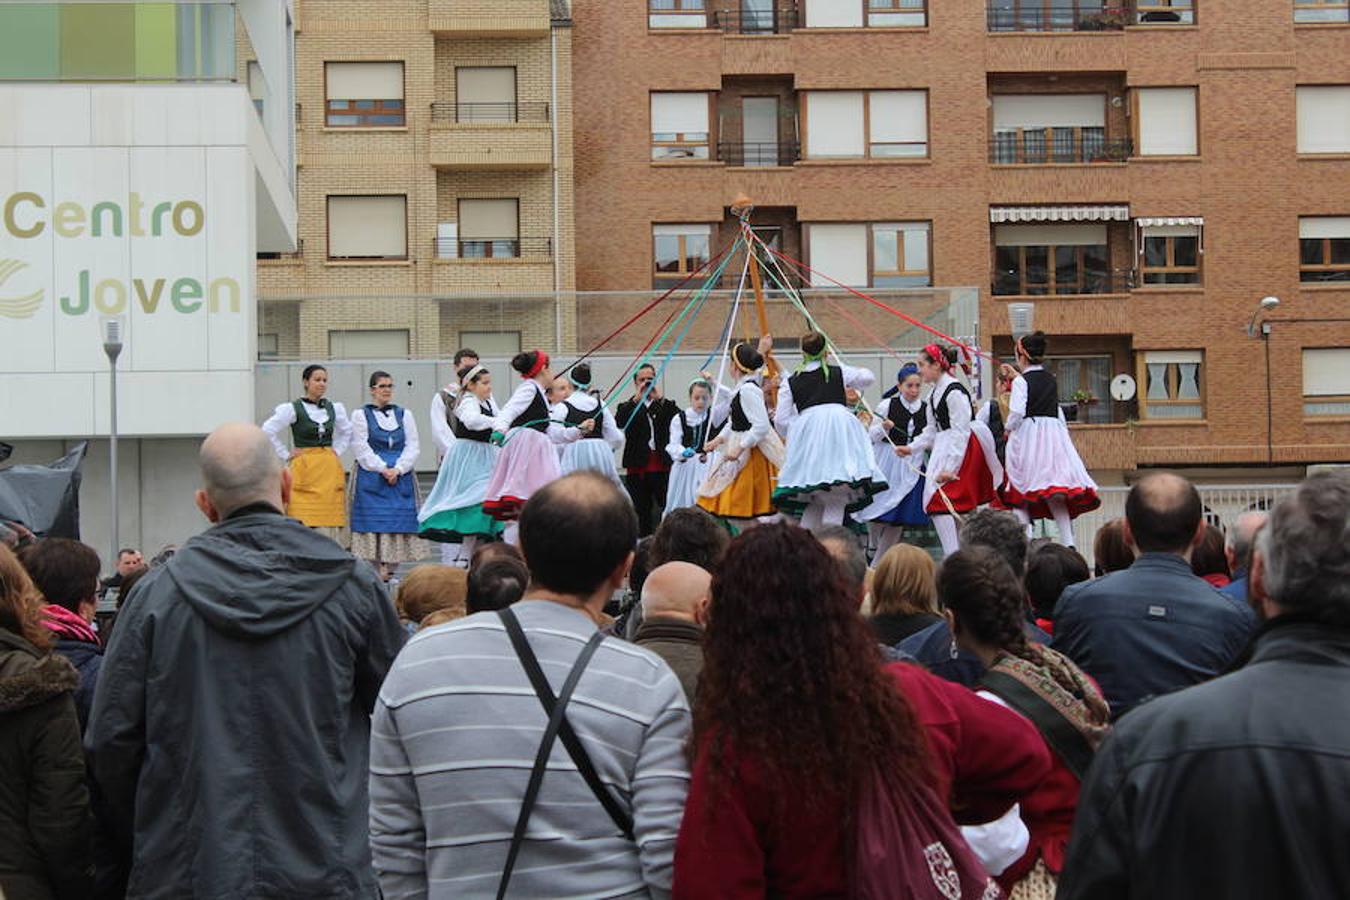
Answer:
1079, 6, 1130, 30
1071, 389, 1098, 422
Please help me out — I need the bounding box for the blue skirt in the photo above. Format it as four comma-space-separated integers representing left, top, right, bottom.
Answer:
351, 466, 419, 534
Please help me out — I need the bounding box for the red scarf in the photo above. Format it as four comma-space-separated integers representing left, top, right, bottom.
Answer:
41, 604, 100, 646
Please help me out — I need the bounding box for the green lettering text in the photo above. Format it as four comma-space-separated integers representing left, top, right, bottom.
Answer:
171, 277, 202, 313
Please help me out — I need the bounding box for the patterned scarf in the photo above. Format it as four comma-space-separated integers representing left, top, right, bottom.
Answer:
41, 603, 100, 646
989, 646, 1110, 751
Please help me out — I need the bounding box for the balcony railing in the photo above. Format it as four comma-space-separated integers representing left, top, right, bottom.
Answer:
258, 239, 304, 262
987, 2, 1130, 31
992, 270, 1135, 296
719, 141, 801, 167
715, 5, 798, 33
434, 237, 552, 259
990, 131, 1133, 164
1135, 2, 1194, 24
430, 102, 551, 124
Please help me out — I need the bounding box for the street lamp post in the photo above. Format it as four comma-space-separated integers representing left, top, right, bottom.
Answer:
101, 317, 124, 568
1247, 297, 1279, 466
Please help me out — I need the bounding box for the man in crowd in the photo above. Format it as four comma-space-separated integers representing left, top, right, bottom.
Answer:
635, 561, 711, 702
371, 472, 690, 897
429, 347, 480, 461
19, 538, 103, 730
1060, 471, 1350, 898
1220, 509, 1267, 609
98, 548, 143, 601
616, 364, 681, 537
87, 423, 404, 898
1053, 472, 1256, 718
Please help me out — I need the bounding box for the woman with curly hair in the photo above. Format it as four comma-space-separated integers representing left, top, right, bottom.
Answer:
939, 546, 1111, 899
673, 525, 1051, 898
0, 544, 93, 899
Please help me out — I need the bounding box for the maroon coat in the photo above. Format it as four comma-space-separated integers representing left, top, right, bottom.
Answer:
673, 662, 1053, 898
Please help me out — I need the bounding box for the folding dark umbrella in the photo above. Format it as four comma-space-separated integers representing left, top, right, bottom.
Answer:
0, 442, 87, 539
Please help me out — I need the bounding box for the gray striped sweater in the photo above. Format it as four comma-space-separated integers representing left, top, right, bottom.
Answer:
370, 601, 692, 899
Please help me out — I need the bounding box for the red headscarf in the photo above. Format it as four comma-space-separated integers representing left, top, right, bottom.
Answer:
523, 351, 550, 379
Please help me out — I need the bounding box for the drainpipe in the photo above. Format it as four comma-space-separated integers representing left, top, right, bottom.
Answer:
551, 25, 563, 353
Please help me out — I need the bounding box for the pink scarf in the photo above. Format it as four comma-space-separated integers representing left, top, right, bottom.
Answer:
41, 604, 100, 646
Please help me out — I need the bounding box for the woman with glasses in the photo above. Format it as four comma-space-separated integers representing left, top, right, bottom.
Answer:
350, 371, 425, 580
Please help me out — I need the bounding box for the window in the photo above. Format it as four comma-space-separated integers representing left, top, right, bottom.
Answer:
456, 67, 516, 123
991, 94, 1110, 163
993, 224, 1111, 295
327, 195, 408, 260
868, 0, 927, 27
803, 91, 927, 159
806, 224, 869, 286
1294, 0, 1349, 23
325, 61, 405, 127
802, 0, 926, 27
1135, 0, 1194, 24
651, 92, 711, 160
1299, 217, 1350, 283
329, 330, 410, 359
257, 333, 279, 360
1135, 87, 1198, 156
1141, 351, 1204, 420
987, 0, 1124, 32
1297, 86, 1350, 154
247, 61, 265, 118
1303, 349, 1350, 416
459, 331, 522, 357
654, 224, 712, 279
804, 0, 863, 26
1046, 356, 1114, 424
872, 222, 931, 286
458, 199, 520, 258
648, 0, 708, 28
1139, 224, 1201, 285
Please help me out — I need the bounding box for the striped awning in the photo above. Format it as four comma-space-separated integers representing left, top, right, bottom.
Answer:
1134, 216, 1204, 227
989, 205, 1130, 224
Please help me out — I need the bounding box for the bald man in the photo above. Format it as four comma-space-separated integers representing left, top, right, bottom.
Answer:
1221, 509, 1268, 609
86, 423, 405, 898
634, 561, 711, 702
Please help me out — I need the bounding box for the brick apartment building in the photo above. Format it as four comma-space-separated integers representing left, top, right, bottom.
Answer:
571, 0, 1350, 480
254, 0, 576, 363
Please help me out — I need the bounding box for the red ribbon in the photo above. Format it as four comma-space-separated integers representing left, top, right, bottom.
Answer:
524, 351, 550, 379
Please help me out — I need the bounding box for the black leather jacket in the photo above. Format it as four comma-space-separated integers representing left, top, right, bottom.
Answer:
1059, 618, 1350, 899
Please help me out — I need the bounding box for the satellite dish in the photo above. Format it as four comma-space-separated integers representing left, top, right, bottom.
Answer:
1110, 373, 1137, 402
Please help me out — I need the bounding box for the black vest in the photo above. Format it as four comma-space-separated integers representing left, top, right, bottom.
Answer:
788, 366, 847, 411
452, 400, 495, 442
884, 397, 927, 446
730, 391, 752, 432
932, 381, 971, 432
511, 386, 551, 433
564, 399, 606, 440
679, 411, 722, 450
1023, 369, 1060, 419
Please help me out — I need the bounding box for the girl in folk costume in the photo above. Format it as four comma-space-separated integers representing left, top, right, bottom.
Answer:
418, 364, 504, 567
940, 547, 1110, 899
697, 341, 785, 530
898, 344, 1003, 557
1000, 332, 1101, 547
349, 371, 426, 580
772, 332, 888, 532
663, 378, 718, 516
261, 364, 352, 542
483, 350, 563, 545
856, 364, 931, 563
548, 363, 625, 490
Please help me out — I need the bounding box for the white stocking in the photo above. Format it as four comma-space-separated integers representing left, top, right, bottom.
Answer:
1048, 496, 1076, 547
439, 543, 459, 566
503, 522, 520, 546
1013, 506, 1034, 539
459, 536, 479, 568
820, 490, 848, 528
934, 514, 960, 558
874, 525, 903, 563
799, 502, 824, 532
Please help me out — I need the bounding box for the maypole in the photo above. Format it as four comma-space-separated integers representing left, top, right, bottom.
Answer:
730, 195, 780, 379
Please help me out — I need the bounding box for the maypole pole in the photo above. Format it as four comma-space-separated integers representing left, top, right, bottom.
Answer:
730, 194, 780, 378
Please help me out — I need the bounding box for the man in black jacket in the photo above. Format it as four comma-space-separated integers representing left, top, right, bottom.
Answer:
86, 423, 405, 899
615, 364, 681, 536
1059, 470, 1350, 899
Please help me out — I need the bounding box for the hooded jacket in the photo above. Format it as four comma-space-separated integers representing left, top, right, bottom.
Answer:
85, 507, 406, 899
0, 628, 93, 900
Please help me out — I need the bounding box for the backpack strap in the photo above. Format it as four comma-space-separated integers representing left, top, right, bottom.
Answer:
979, 668, 1095, 781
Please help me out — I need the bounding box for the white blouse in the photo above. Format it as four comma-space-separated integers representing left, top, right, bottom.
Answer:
455, 392, 499, 432
869, 395, 924, 444
728, 375, 771, 445
909, 373, 972, 454
666, 406, 712, 461
261, 399, 352, 460
429, 385, 460, 457
492, 381, 550, 434
350, 406, 420, 475
774, 360, 876, 436
549, 392, 624, 449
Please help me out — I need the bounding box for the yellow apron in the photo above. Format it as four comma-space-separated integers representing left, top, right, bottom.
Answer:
287, 447, 348, 527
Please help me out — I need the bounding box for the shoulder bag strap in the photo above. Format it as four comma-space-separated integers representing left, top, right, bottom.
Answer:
499, 608, 637, 838
497, 609, 607, 899
979, 669, 1095, 781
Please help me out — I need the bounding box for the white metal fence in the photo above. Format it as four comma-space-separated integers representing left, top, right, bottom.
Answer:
1069, 484, 1298, 570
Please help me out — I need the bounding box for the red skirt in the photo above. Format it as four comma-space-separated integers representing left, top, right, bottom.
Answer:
999, 483, 1101, 520
926, 436, 998, 514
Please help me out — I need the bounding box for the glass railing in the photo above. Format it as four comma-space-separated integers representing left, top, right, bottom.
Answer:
0, 1, 236, 82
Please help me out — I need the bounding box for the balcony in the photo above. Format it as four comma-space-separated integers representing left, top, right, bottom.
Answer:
428, 0, 551, 36
430, 237, 554, 295
992, 269, 1135, 297
990, 131, 1132, 164
434, 236, 552, 260
429, 102, 552, 169
987, 2, 1131, 31
716, 4, 798, 34
719, 141, 800, 167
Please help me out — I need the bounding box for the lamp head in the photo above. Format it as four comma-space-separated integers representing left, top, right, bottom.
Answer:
1260, 296, 1280, 311
101, 315, 124, 362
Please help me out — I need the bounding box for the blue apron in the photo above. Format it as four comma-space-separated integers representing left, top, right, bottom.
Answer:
350, 405, 420, 534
